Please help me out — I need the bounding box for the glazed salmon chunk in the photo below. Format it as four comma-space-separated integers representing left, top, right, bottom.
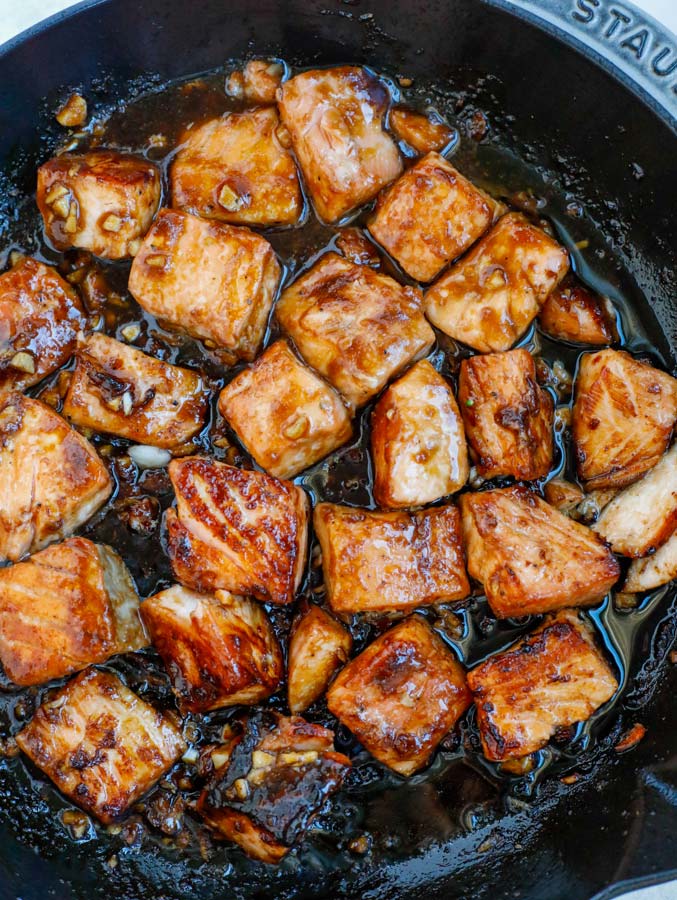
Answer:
388, 108, 456, 155
218, 340, 353, 479
287, 605, 352, 714
369, 152, 502, 282
62, 333, 209, 448
538, 275, 617, 345
0, 537, 145, 686
166, 457, 309, 605
458, 348, 554, 481
198, 712, 351, 863
572, 349, 677, 490
37, 151, 161, 259
0, 394, 112, 562
140, 585, 283, 714
226, 59, 284, 104
460, 486, 620, 618
277, 66, 402, 222
0, 257, 86, 392
327, 615, 471, 775
128, 209, 281, 361
16, 668, 186, 824
314, 503, 469, 615
425, 212, 570, 352
468, 610, 618, 761
371, 359, 469, 508
624, 529, 677, 592
276, 252, 434, 409
171, 107, 302, 227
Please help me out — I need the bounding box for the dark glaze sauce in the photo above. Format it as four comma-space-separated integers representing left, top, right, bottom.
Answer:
1, 62, 676, 892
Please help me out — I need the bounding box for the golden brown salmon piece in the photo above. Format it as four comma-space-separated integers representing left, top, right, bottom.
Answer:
166, 457, 309, 605
171, 107, 302, 227
538, 276, 617, 345
371, 360, 468, 508
140, 585, 282, 714
369, 152, 501, 283
425, 212, 569, 352
327, 615, 470, 775
218, 340, 352, 479
287, 605, 352, 714
128, 209, 281, 362
0, 394, 112, 562
389, 108, 456, 154
0, 257, 86, 392
335, 227, 381, 267
62, 333, 209, 449
198, 712, 351, 863
277, 66, 402, 222
460, 485, 620, 618
16, 668, 186, 824
276, 252, 434, 409
467, 610, 618, 761
572, 349, 677, 490
0, 537, 145, 687
314, 503, 469, 616
36, 151, 160, 259
624, 529, 677, 592
226, 59, 284, 104
458, 348, 554, 481
543, 477, 585, 513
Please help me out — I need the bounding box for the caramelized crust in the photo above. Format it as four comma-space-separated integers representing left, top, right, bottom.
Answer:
624, 530, 677, 592
538, 276, 617, 345
335, 228, 381, 267
388, 108, 456, 154
287, 605, 352, 714
327, 615, 471, 775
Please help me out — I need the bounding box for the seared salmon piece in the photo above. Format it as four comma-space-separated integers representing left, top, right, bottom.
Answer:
538, 276, 617, 345
226, 59, 284, 104
424, 212, 569, 352
0, 394, 112, 562
593, 443, 677, 557
0, 257, 86, 392
572, 349, 677, 490
0, 537, 145, 687
371, 359, 468, 508
327, 615, 470, 775
198, 712, 351, 863
460, 485, 620, 618
624, 529, 677, 592
128, 209, 281, 362
388, 108, 456, 154
62, 333, 209, 449
314, 503, 469, 616
166, 457, 309, 605
458, 348, 554, 481
277, 66, 402, 222
16, 668, 186, 824
171, 107, 302, 227
335, 228, 381, 267
467, 609, 618, 761
369, 152, 501, 283
276, 252, 434, 409
140, 585, 282, 714
543, 477, 585, 513
287, 605, 352, 714
36, 151, 160, 259
218, 340, 352, 479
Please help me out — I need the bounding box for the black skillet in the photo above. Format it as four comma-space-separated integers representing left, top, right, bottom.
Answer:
1, 1, 677, 899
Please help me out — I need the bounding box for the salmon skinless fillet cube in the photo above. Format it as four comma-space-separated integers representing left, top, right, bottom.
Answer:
287, 605, 352, 714
388, 108, 456, 155
538, 275, 617, 345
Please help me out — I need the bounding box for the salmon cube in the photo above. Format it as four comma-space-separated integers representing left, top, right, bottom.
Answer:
371, 359, 468, 507
166, 457, 309, 605
277, 66, 402, 222
276, 252, 434, 409
543, 477, 585, 513
171, 107, 302, 227
128, 209, 281, 362
37, 151, 160, 259
226, 59, 284, 105
16, 668, 186, 823
287, 605, 352, 714
460, 485, 620, 618
573, 349, 677, 490
314, 503, 469, 615
388, 108, 456, 155
369, 152, 501, 283
218, 340, 353, 479
0, 257, 86, 392
538, 276, 617, 345
458, 348, 554, 480
327, 615, 471, 775
0, 394, 112, 562
624, 529, 677, 592
467, 610, 618, 761
335, 228, 381, 267
140, 585, 282, 714
424, 212, 570, 352
62, 333, 209, 449
0, 537, 145, 686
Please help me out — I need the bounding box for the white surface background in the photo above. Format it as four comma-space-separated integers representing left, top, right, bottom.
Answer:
0, 0, 675, 898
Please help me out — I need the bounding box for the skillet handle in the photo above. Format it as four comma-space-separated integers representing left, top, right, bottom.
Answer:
499, 0, 677, 122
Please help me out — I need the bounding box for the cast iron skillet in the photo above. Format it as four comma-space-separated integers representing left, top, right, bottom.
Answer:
1, 1, 677, 899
